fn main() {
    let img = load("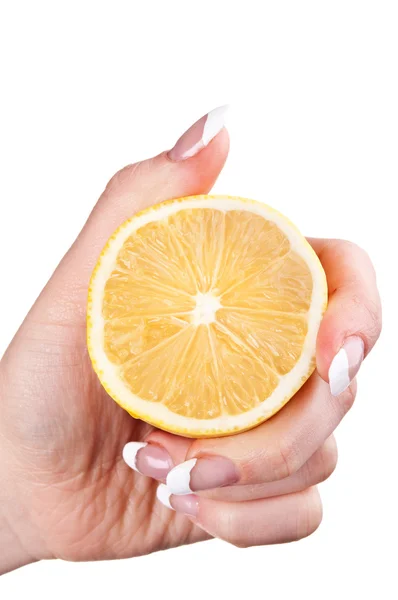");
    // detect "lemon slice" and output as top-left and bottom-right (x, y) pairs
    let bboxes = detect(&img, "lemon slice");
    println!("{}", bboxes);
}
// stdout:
(87, 195), (327, 437)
